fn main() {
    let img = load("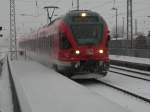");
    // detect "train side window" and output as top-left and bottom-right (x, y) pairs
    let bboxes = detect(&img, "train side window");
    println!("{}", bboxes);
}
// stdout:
(60, 33), (71, 49)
